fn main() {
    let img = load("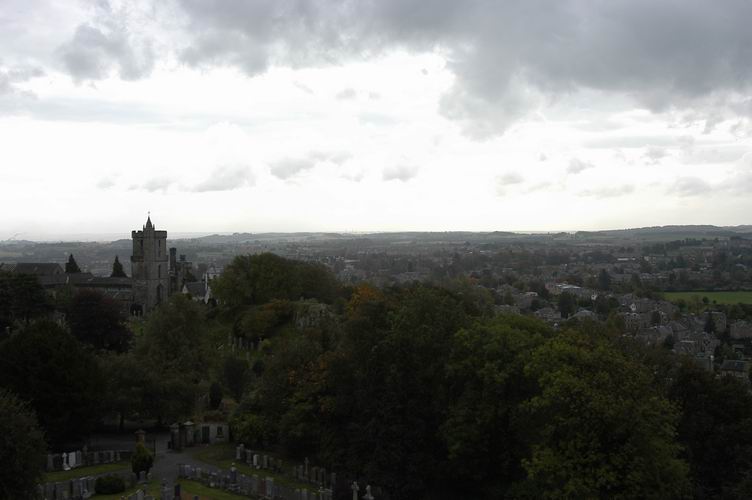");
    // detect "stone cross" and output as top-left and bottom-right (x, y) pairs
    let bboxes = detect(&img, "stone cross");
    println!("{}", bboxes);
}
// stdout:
(62, 452), (70, 471)
(364, 485), (375, 500)
(351, 481), (360, 500)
